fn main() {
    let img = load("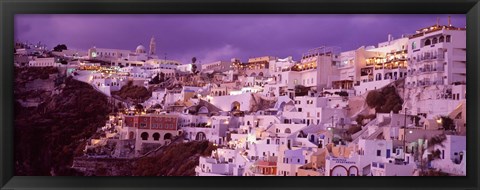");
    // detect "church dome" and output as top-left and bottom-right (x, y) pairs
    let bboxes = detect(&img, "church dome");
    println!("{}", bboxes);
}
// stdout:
(136, 45), (146, 53)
